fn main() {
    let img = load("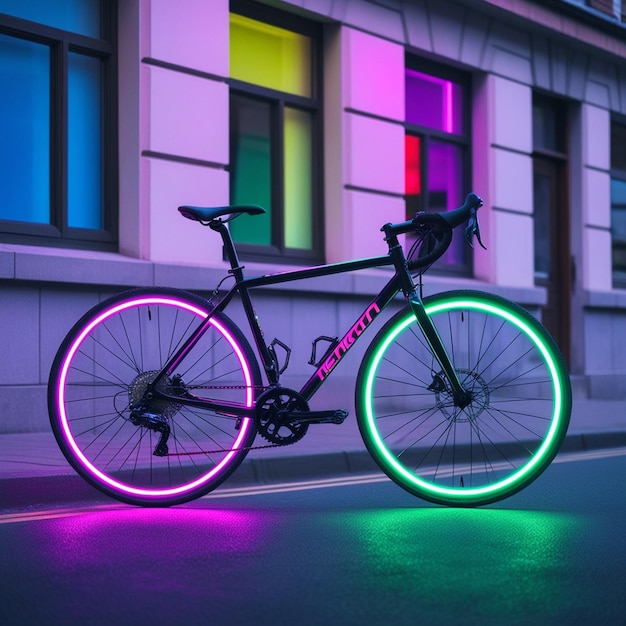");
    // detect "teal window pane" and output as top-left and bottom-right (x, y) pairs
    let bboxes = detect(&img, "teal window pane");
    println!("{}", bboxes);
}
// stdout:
(230, 95), (272, 246)
(0, 0), (101, 38)
(0, 34), (50, 224)
(68, 52), (102, 229)
(612, 178), (626, 274)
